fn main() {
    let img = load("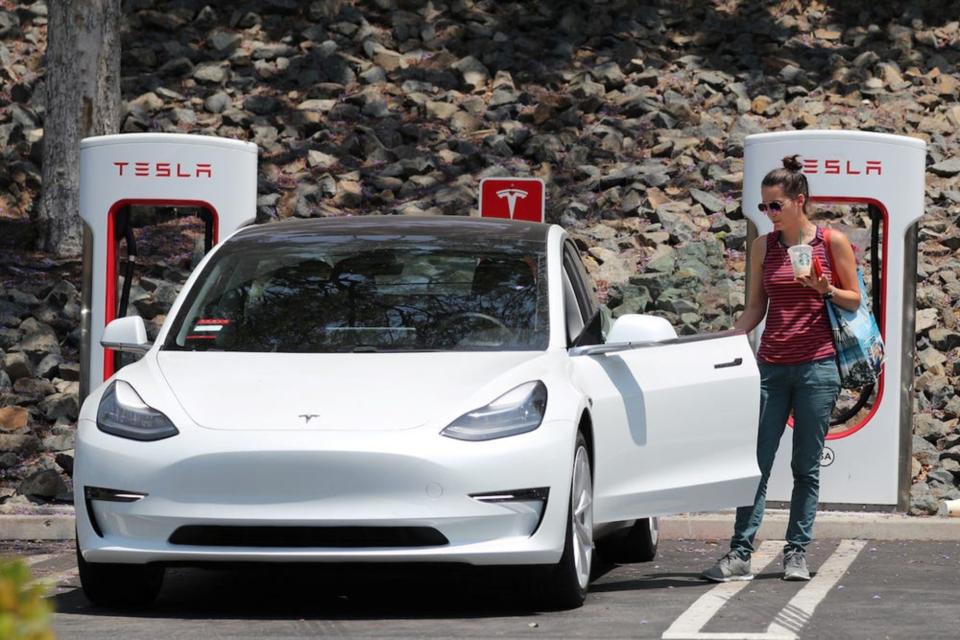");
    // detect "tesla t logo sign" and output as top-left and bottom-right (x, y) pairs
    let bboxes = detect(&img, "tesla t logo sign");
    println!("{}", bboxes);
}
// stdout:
(479, 178), (545, 222)
(802, 159), (882, 176)
(113, 161), (213, 178)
